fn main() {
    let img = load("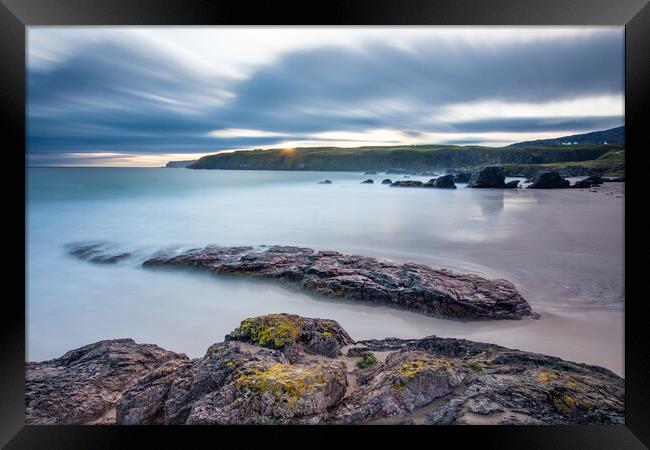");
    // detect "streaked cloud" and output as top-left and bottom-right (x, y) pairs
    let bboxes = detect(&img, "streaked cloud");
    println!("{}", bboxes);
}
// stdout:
(206, 128), (289, 138)
(27, 27), (624, 166)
